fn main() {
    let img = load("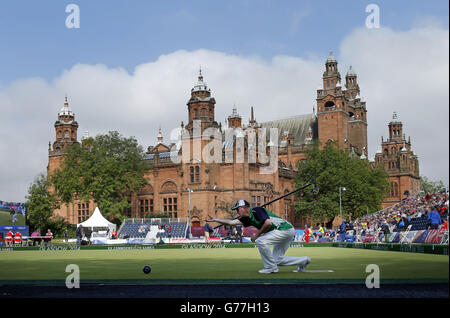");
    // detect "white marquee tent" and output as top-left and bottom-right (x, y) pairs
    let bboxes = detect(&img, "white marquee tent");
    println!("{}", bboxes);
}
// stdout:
(77, 207), (116, 233)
